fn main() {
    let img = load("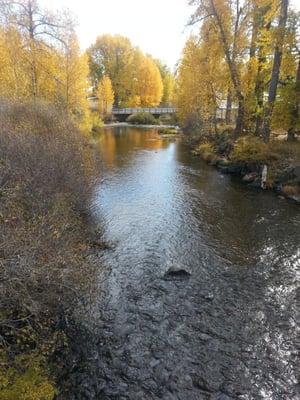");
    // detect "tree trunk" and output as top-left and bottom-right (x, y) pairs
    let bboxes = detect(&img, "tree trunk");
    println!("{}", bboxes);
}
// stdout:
(254, 53), (265, 137)
(262, 0), (289, 143)
(225, 90), (232, 124)
(209, 0), (245, 139)
(287, 56), (300, 141)
(234, 98), (245, 140)
(28, 1), (38, 98)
